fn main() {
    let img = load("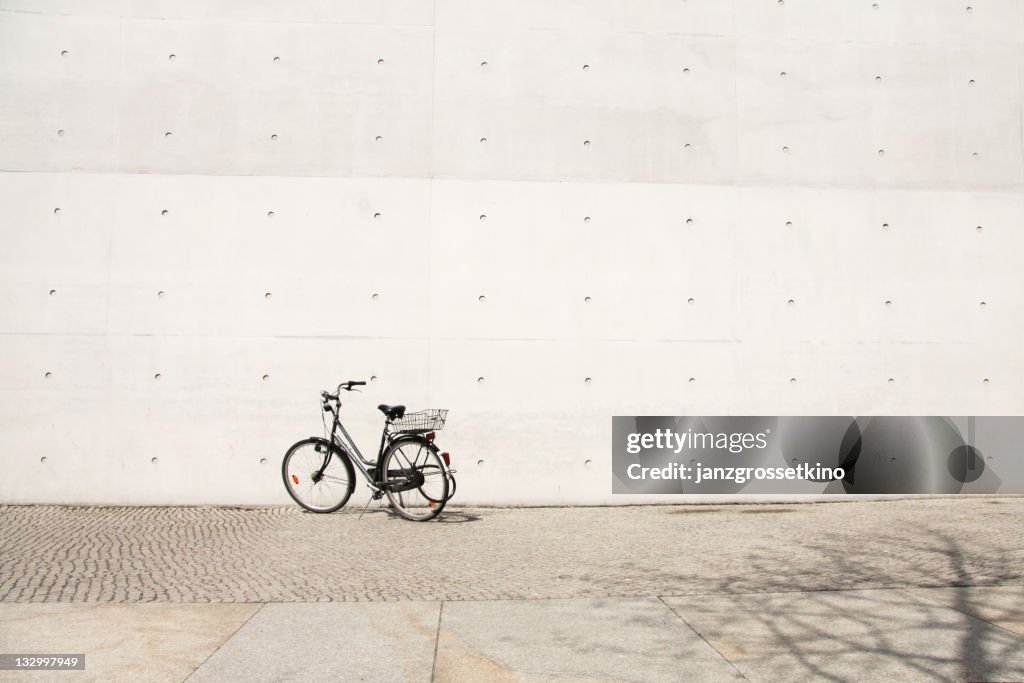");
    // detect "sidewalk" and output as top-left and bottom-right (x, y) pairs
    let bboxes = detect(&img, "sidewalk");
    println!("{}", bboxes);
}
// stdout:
(1, 500), (1023, 681)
